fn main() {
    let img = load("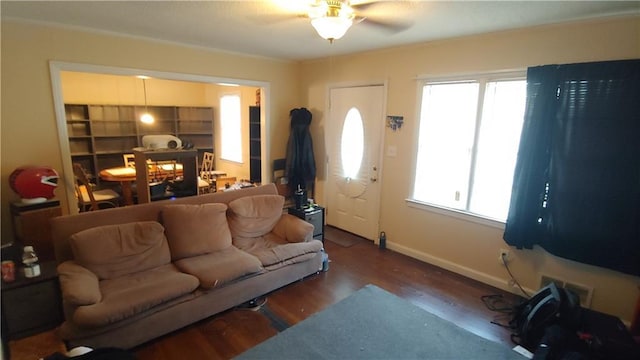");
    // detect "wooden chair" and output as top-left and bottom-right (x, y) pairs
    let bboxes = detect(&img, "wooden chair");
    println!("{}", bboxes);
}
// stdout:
(198, 152), (214, 194)
(198, 152), (227, 194)
(123, 154), (135, 168)
(272, 158), (290, 197)
(73, 163), (121, 212)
